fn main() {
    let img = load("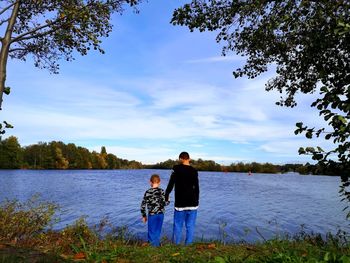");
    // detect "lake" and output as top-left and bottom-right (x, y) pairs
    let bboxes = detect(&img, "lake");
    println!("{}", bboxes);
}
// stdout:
(0, 169), (348, 243)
